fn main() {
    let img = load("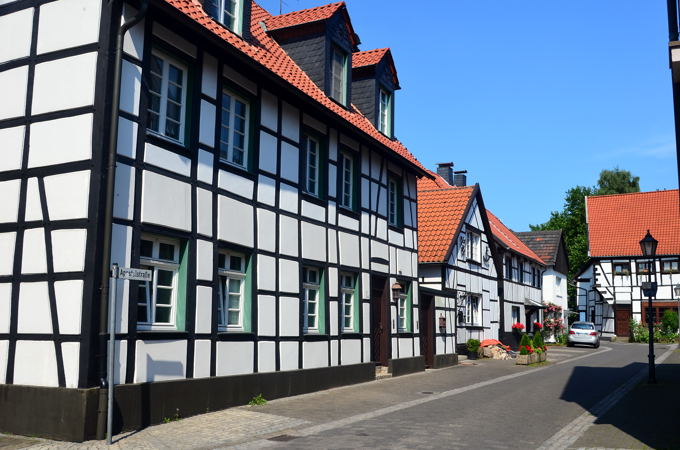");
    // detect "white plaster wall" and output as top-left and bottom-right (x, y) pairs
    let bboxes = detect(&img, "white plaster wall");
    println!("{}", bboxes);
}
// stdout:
(302, 341), (327, 369)
(216, 341), (254, 376)
(32, 52), (97, 115)
(144, 143), (191, 177)
(196, 188), (212, 237)
(111, 224), (132, 333)
(279, 296), (299, 336)
(0, 7), (32, 64)
(259, 131), (277, 175)
(141, 171), (191, 231)
(338, 232), (360, 267)
(0, 179), (21, 223)
(279, 341), (298, 371)
(196, 239), (213, 281)
(279, 183), (298, 214)
(218, 170), (254, 200)
(197, 150), (213, 184)
(199, 100), (216, 147)
(43, 169), (91, 220)
(120, 60), (141, 116)
(29, 114), (93, 168)
(13, 340), (58, 387)
(280, 142), (299, 183)
(0, 125), (25, 172)
(21, 228), (46, 274)
(17, 282), (51, 334)
(0, 340), (8, 384)
(201, 53), (217, 98)
(194, 286), (212, 334)
(54, 279), (83, 335)
(278, 259), (299, 293)
(0, 65), (27, 120)
(340, 339), (361, 365)
(257, 175), (276, 206)
(51, 229), (87, 272)
(193, 340), (211, 379)
(134, 340), (187, 382)
(0, 284), (11, 334)
(281, 102), (299, 142)
(301, 222), (326, 261)
(217, 195), (253, 246)
(260, 90), (278, 131)
(37, 0), (101, 54)
(257, 255), (276, 291)
(257, 295), (276, 336)
(113, 163), (135, 220)
(258, 341), (276, 373)
(279, 215), (298, 257)
(61, 342), (80, 388)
